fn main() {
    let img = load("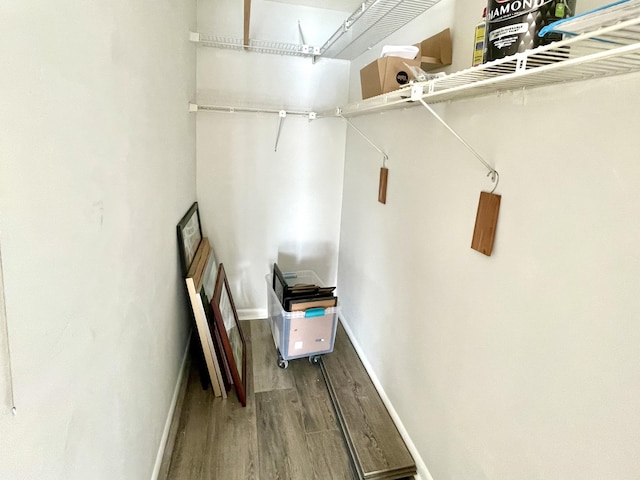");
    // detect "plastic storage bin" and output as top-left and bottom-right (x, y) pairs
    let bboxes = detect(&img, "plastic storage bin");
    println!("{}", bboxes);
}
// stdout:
(266, 270), (339, 368)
